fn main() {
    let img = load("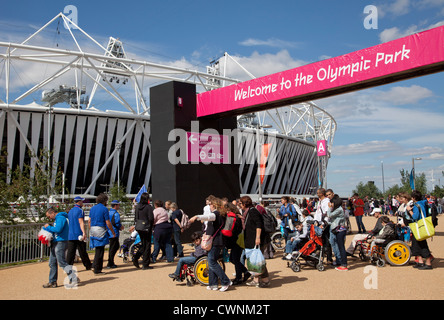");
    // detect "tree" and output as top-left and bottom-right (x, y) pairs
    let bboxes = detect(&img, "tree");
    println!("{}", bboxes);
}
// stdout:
(431, 185), (444, 198)
(352, 181), (382, 199)
(399, 168), (427, 195)
(108, 181), (132, 217)
(0, 148), (67, 224)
